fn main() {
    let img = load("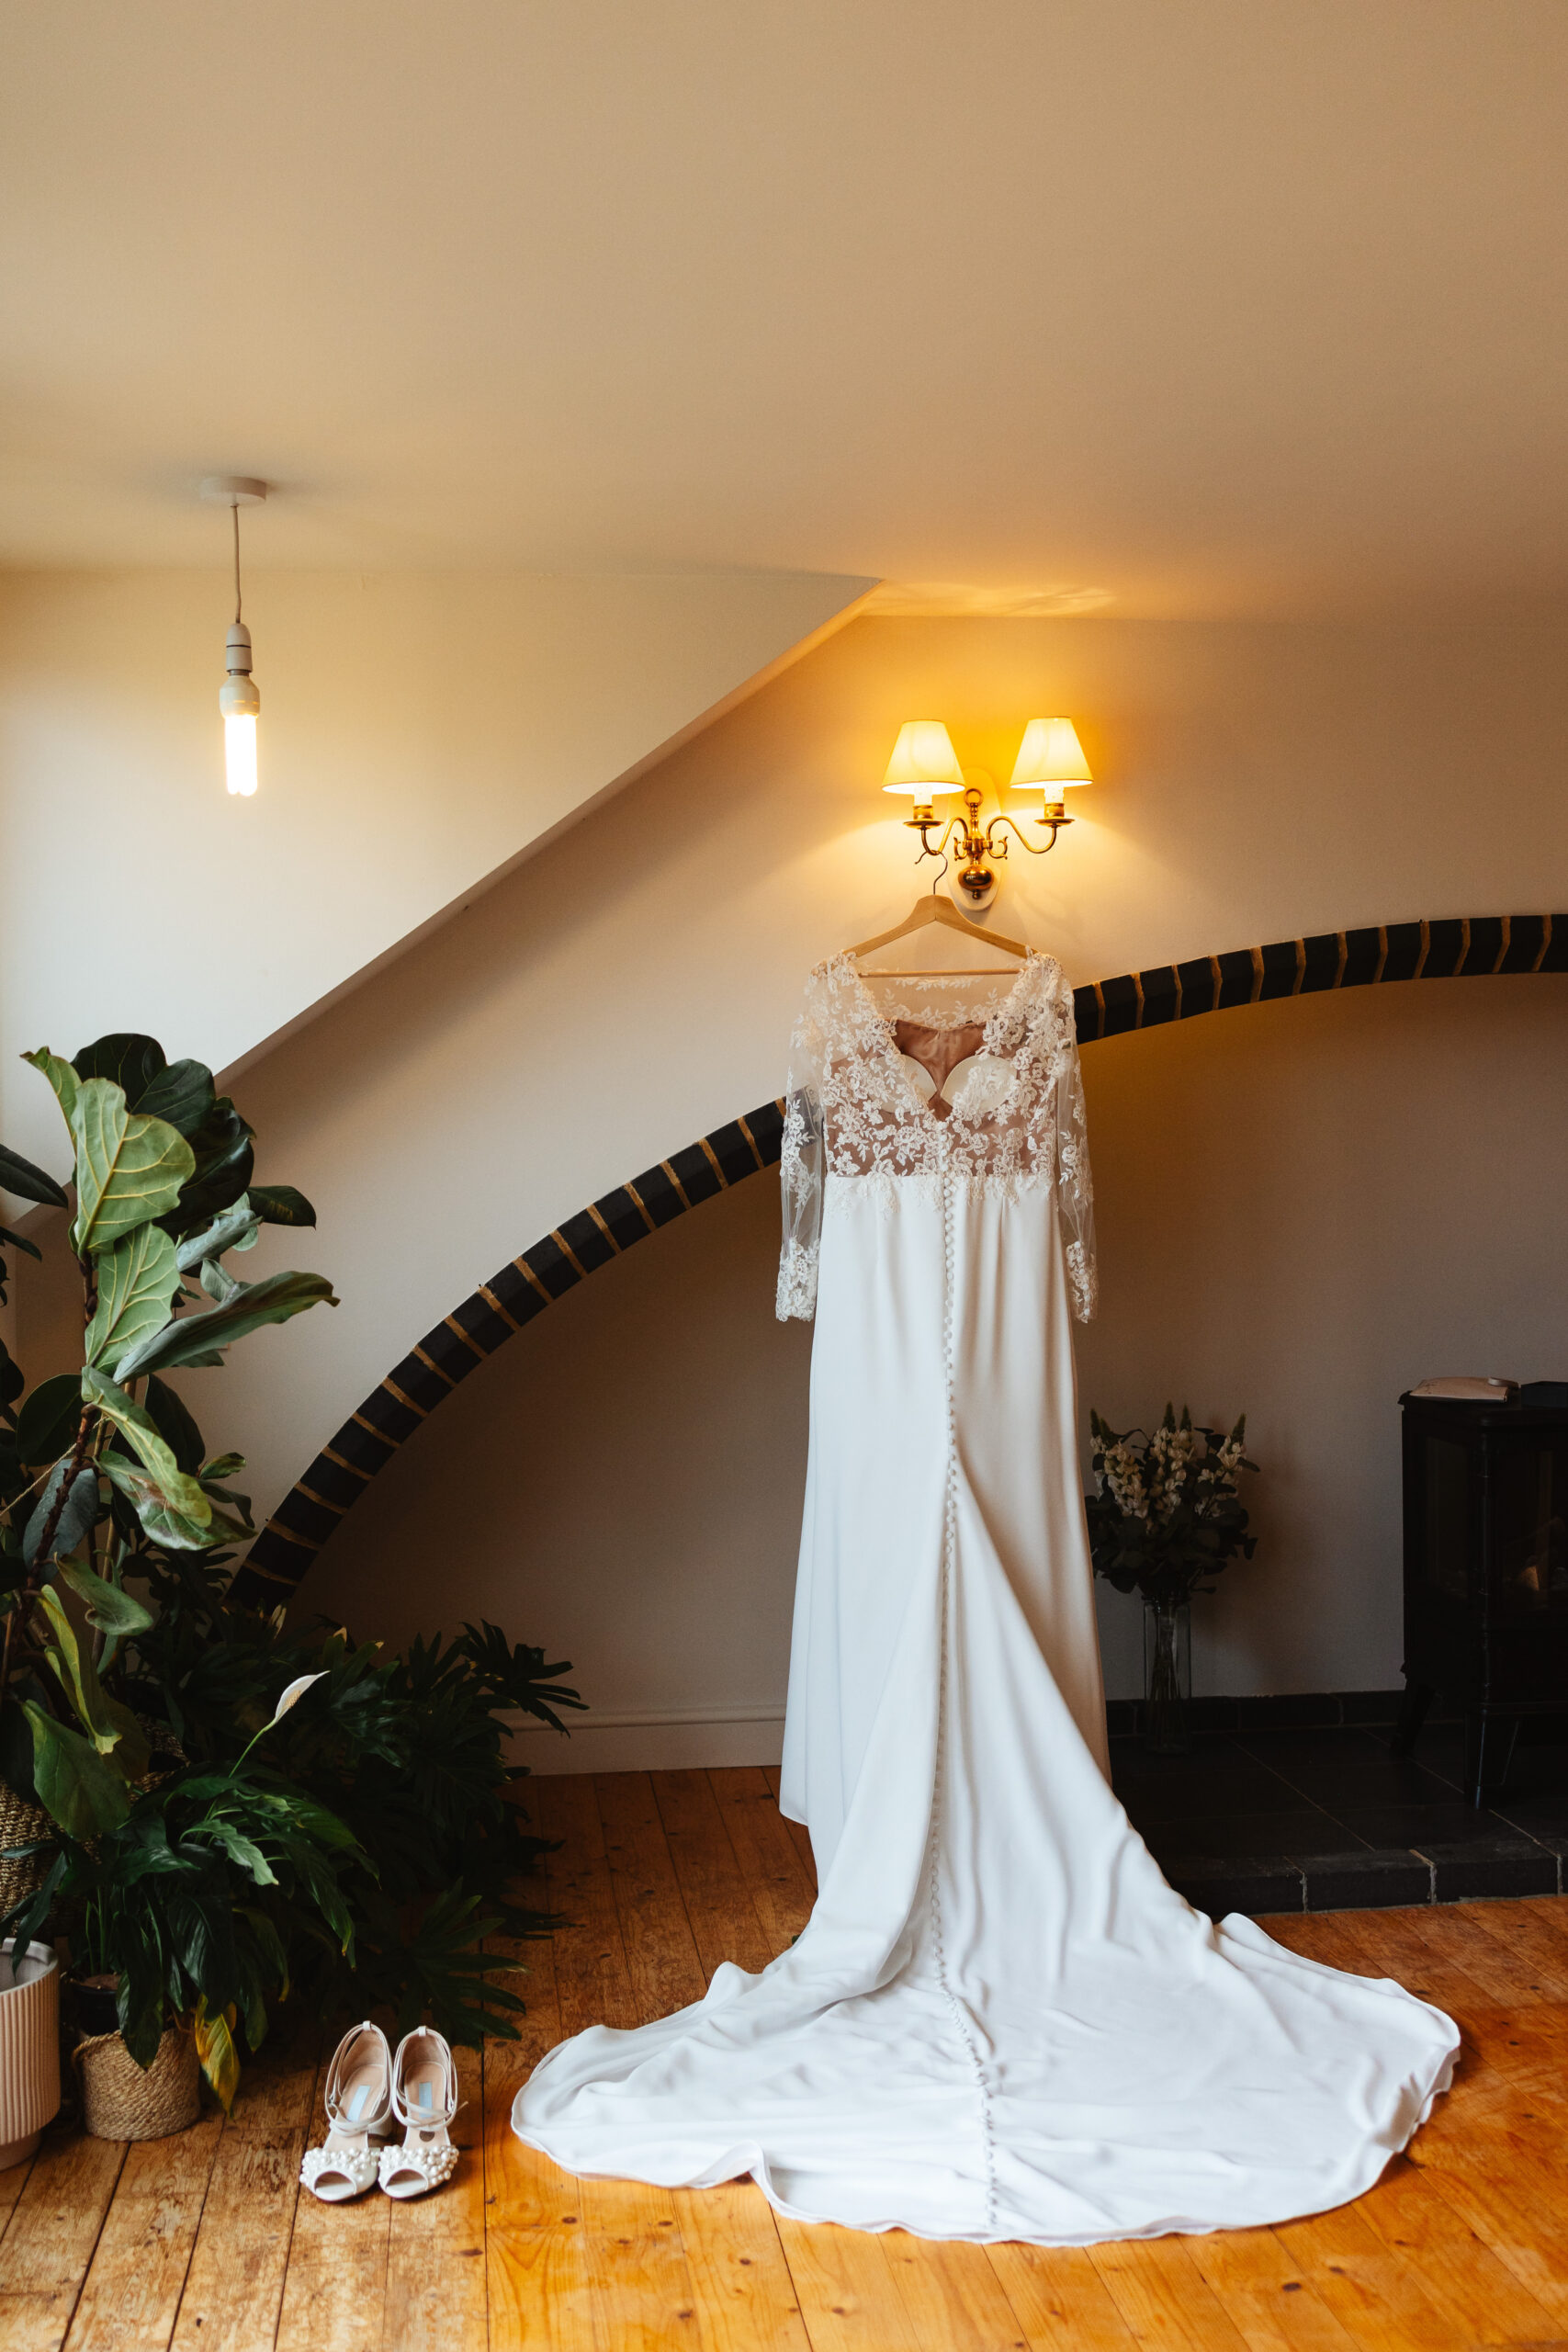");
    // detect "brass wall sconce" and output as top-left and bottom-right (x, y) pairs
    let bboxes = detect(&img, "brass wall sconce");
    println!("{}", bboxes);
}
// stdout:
(882, 718), (1093, 905)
